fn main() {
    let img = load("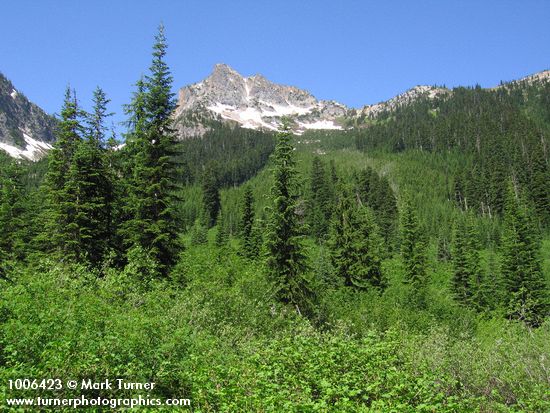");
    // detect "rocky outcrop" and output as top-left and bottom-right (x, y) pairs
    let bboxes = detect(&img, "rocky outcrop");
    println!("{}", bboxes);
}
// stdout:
(357, 85), (450, 119)
(0, 73), (56, 160)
